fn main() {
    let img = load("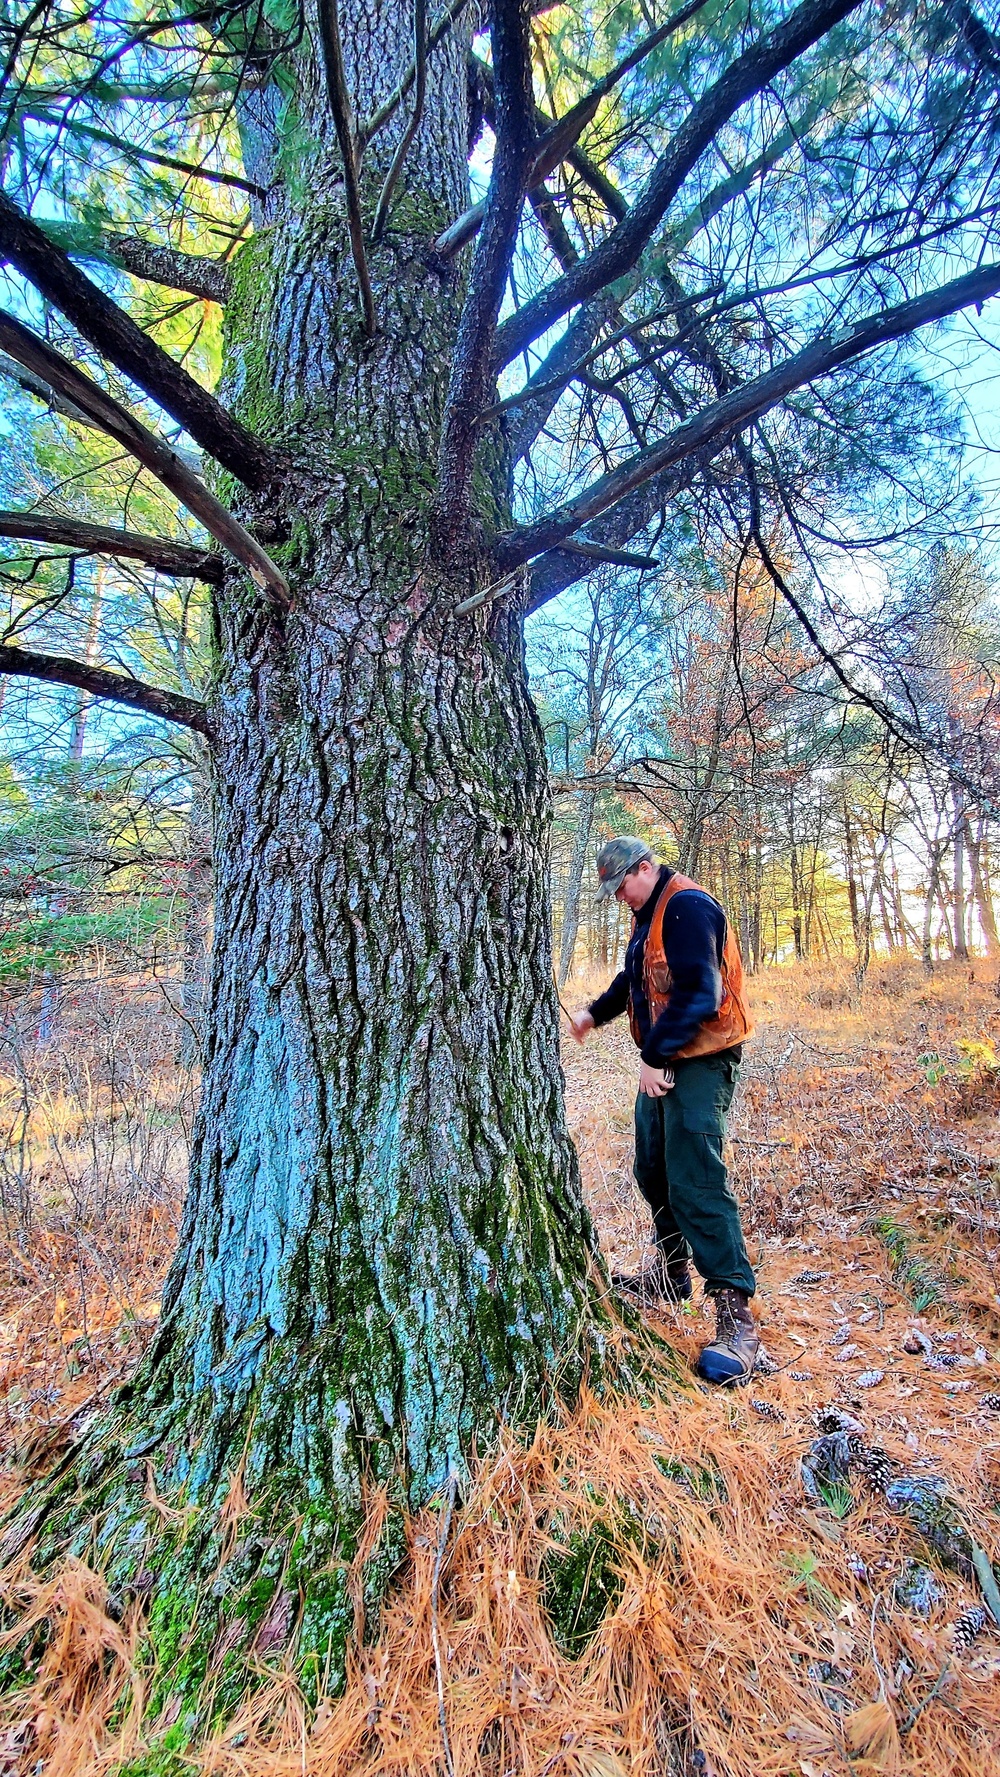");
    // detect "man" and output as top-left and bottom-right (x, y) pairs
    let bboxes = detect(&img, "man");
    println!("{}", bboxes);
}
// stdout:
(570, 837), (759, 1384)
